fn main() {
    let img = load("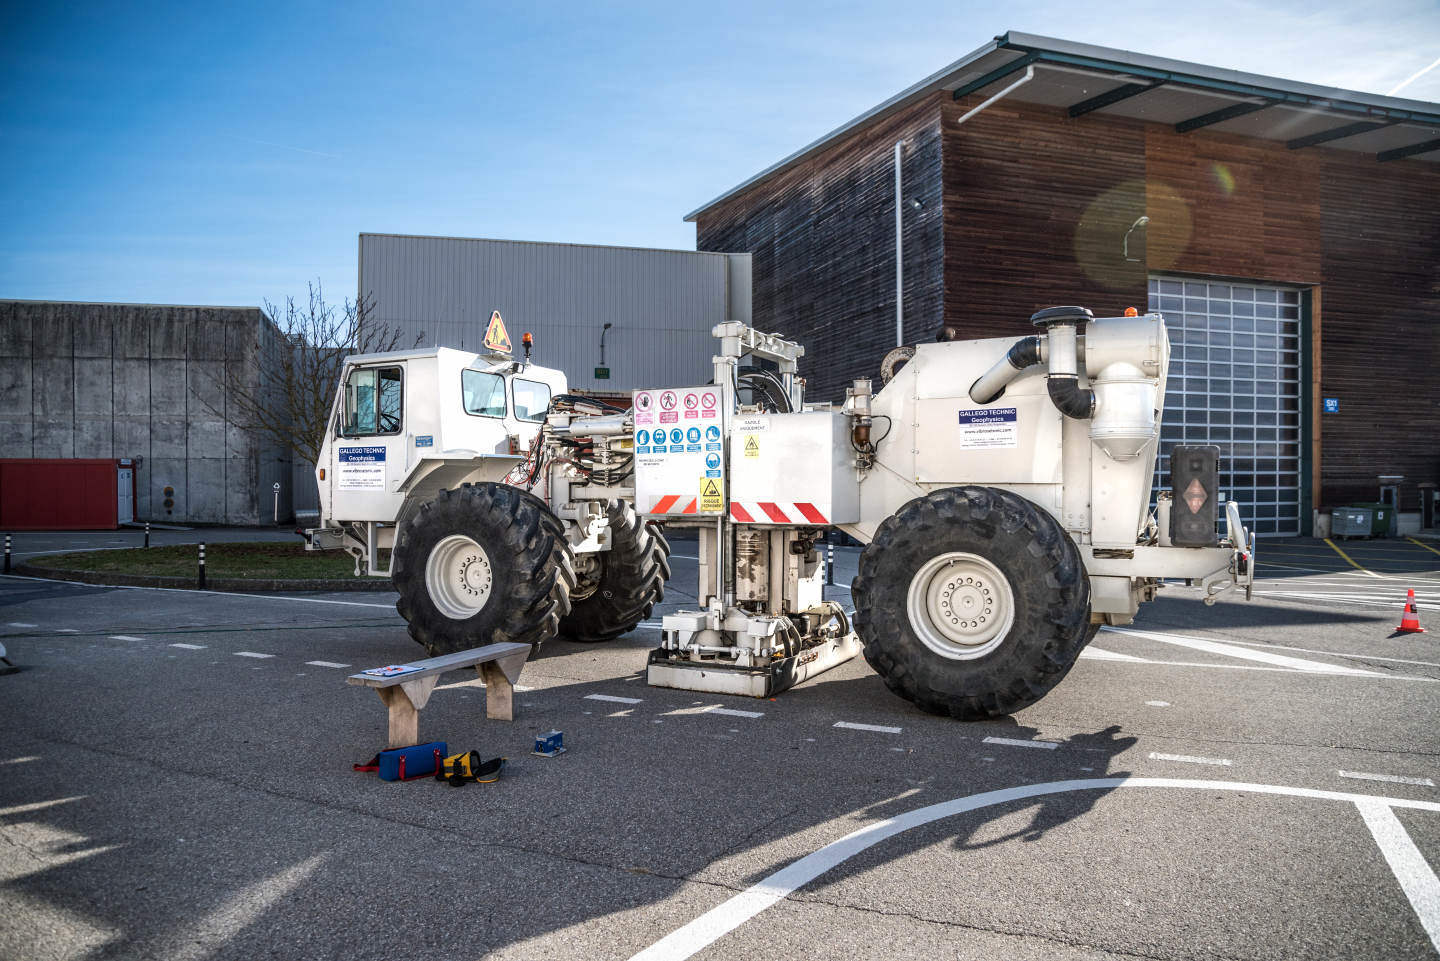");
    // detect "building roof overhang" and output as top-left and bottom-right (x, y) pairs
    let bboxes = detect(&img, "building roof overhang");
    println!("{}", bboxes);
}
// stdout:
(684, 30), (1440, 222)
